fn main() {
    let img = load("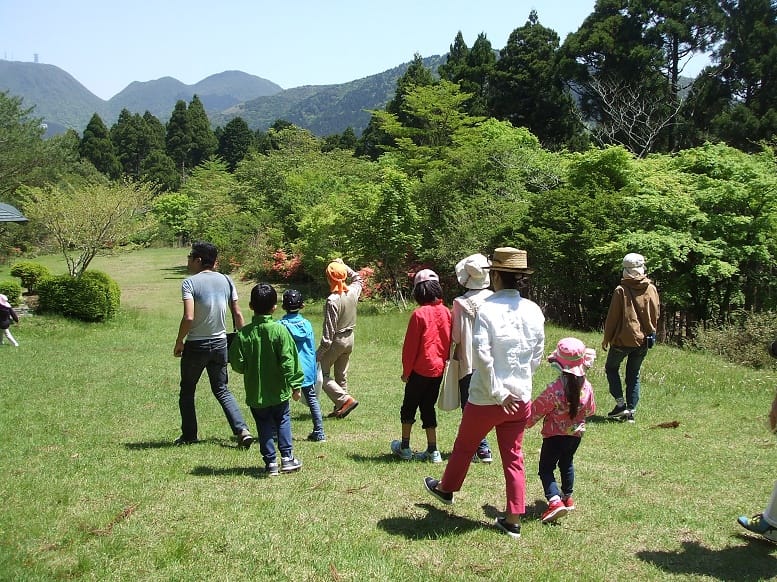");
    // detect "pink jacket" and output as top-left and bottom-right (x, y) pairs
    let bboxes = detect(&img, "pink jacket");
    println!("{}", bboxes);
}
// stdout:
(528, 377), (596, 438)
